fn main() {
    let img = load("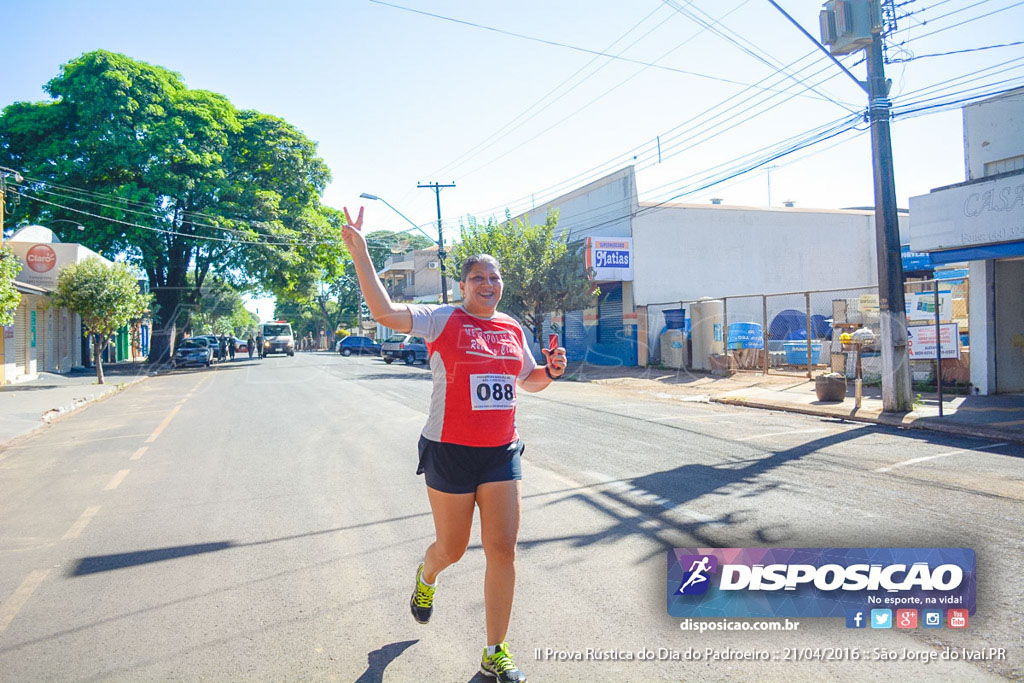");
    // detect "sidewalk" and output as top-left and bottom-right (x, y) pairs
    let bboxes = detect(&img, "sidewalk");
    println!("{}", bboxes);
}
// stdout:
(0, 363), (153, 447)
(565, 362), (1024, 445)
